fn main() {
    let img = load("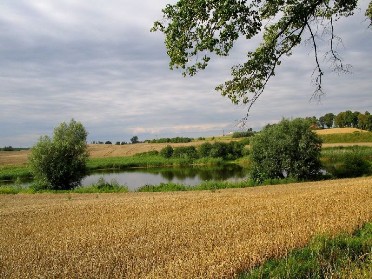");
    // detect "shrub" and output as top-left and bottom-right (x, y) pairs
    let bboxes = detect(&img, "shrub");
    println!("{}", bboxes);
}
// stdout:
(173, 146), (198, 159)
(250, 118), (322, 183)
(231, 130), (255, 138)
(160, 145), (174, 158)
(29, 119), (89, 190)
(332, 153), (371, 178)
(198, 142), (213, 157)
